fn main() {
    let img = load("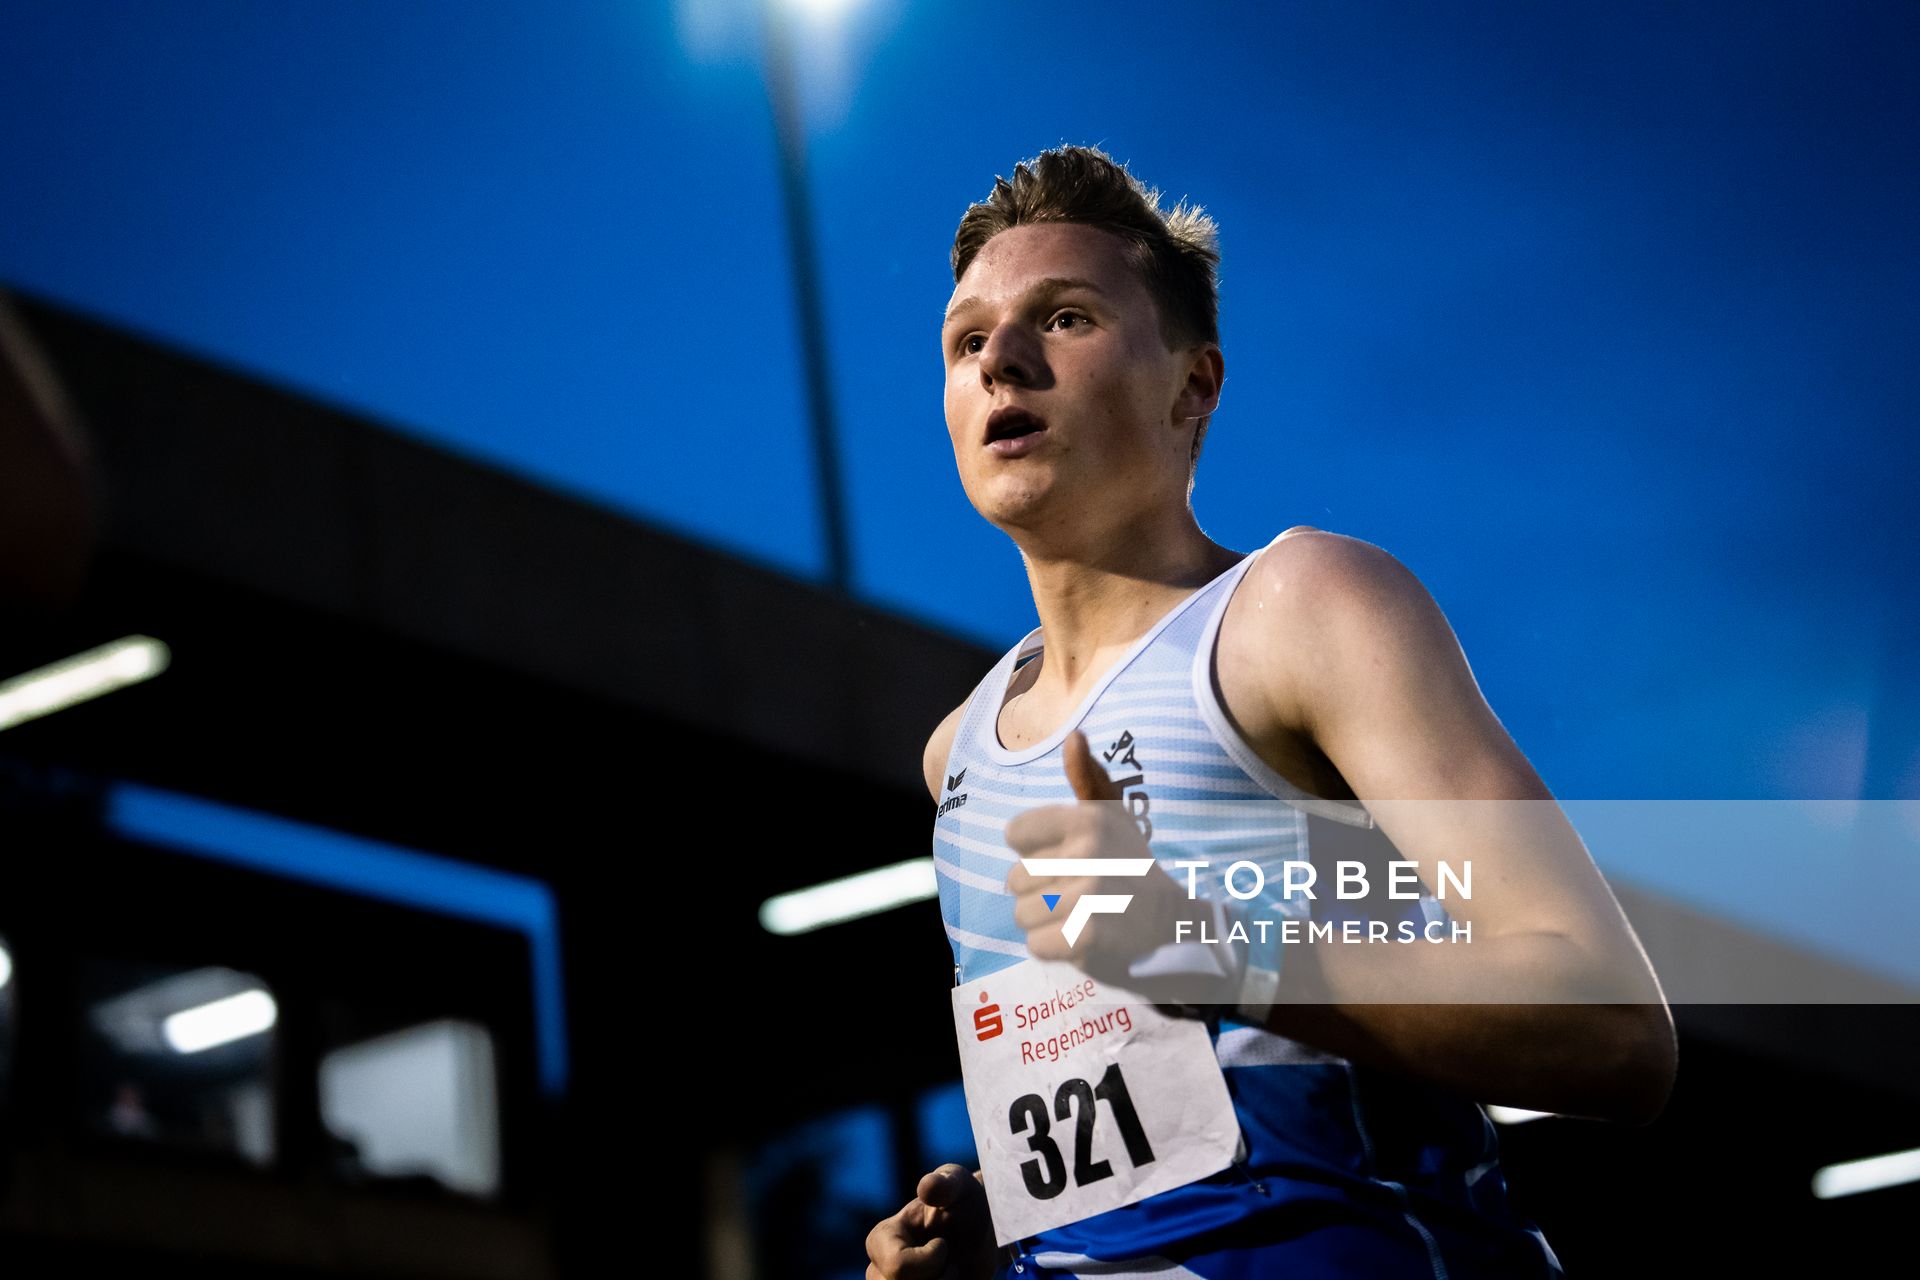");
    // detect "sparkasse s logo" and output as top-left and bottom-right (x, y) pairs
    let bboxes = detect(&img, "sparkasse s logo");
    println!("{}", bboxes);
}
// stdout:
(973, 992), (1003, 1041)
